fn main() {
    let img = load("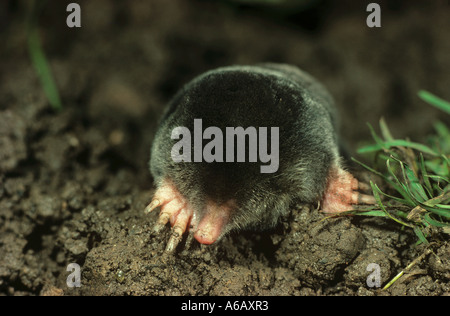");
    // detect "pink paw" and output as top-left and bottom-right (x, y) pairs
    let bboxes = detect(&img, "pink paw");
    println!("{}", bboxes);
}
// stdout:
(145, 179), (234, 252)
(322, 167), (376, 214)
